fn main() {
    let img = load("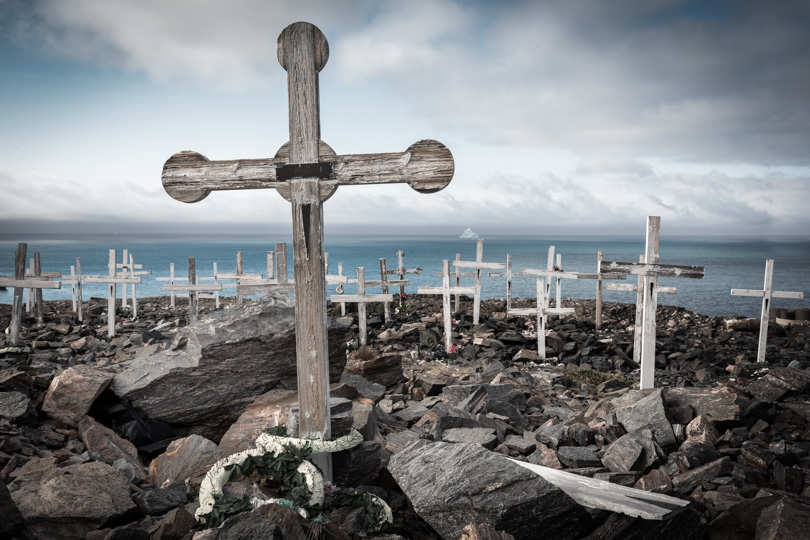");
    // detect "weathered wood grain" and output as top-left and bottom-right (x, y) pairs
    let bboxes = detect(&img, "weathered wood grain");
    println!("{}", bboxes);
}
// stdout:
(599, 261), (705, 279)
